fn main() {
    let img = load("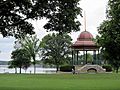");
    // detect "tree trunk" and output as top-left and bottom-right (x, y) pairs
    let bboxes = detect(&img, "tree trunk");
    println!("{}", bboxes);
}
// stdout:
(15, 68), (17, 74)
(19, 67), (22, 74)
(34, 62), (36, 74)
(116, 67), (119, 73)
(33, 56), (36, 74)
(56, 64), (59, 73)
(55, 59), (59, 73)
